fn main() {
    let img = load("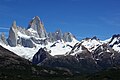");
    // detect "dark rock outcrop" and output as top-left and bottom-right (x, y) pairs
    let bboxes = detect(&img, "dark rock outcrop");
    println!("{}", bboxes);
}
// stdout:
(0, 45), (72, 79)
(0, 45), (31, 68)
(32, 48), (51, 64)
(32, 39), (120, 74)
(40, 55), (99, 74)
